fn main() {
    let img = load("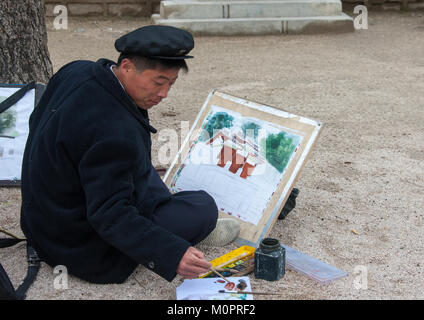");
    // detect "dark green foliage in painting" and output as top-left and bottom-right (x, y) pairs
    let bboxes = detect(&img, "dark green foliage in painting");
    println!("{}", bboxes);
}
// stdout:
(203, 112), (234, 141)
(263, 132), (296, 173)
(0, 108), (17, 135)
